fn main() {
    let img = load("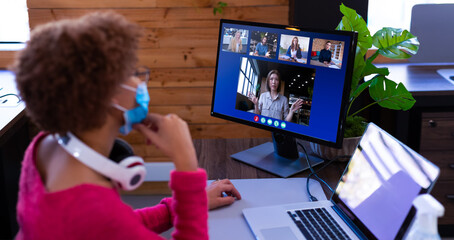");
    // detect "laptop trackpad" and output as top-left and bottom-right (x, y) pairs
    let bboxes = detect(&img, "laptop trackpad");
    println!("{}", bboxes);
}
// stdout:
(261, 226), (298, 240)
